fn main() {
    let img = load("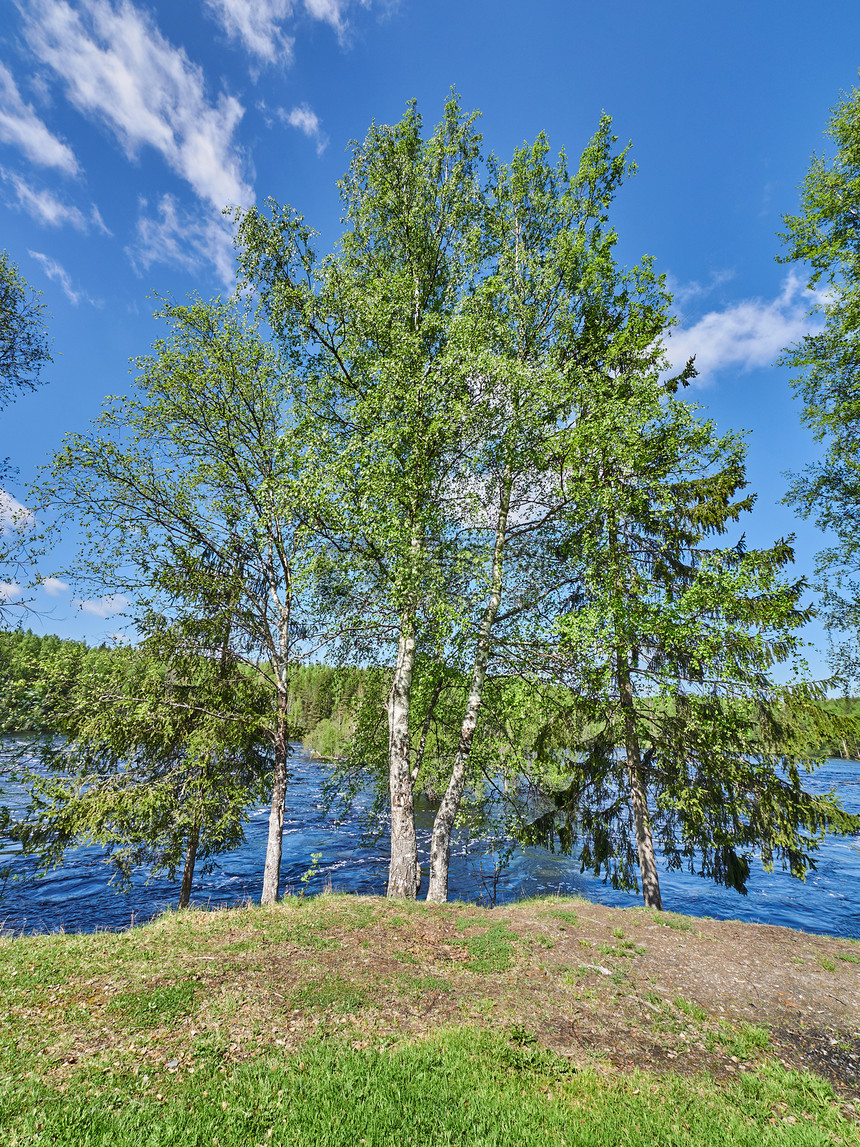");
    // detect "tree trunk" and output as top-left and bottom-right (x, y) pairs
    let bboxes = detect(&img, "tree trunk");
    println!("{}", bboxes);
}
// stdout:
(261, 715), (289, 905)
(387, 619), (418, 898)
(427, 469), (511, 903)
(618, 657), (663, 910)
(178, 822), (199, 909)
(262, 604), (292, 906)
